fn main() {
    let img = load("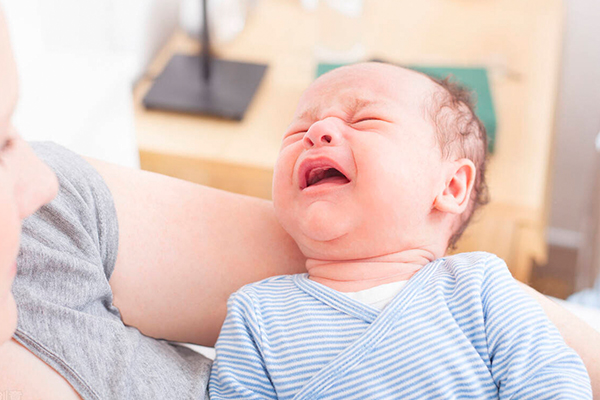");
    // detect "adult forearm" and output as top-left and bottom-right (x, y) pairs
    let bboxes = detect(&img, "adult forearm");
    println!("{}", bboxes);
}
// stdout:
(518, 282), (600, 399)
(88, 158), (306, 346)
